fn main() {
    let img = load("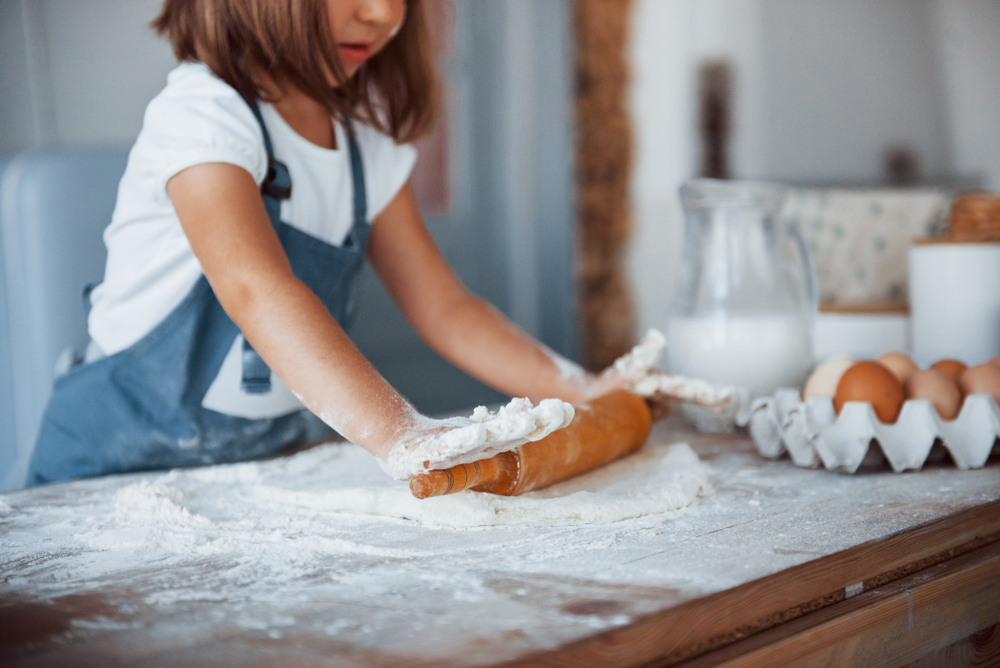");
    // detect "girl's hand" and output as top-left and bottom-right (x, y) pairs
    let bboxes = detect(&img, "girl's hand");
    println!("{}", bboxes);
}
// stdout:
(379, 397), (575, 480)
(550, 329), (667, 402)
(603, 329), (737, 415)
